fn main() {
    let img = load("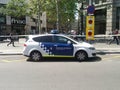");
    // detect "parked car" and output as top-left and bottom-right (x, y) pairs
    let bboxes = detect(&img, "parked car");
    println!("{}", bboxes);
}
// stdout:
(23, 34), (96, 61)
